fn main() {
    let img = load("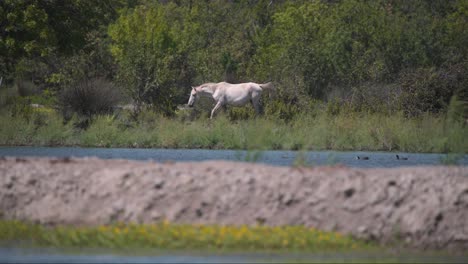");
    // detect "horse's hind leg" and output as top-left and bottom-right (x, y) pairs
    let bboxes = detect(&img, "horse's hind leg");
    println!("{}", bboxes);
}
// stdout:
(252, 101), (261, 116)
(251, 93), (262, 116)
